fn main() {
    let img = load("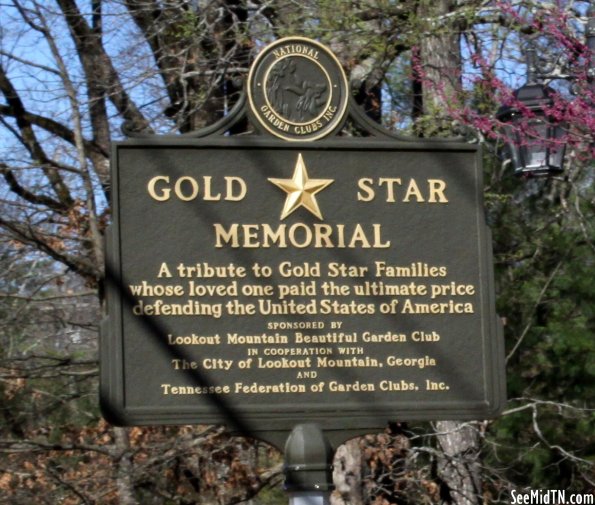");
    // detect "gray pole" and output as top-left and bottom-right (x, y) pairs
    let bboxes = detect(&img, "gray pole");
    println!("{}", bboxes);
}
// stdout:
(284, 424), (335, 505)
